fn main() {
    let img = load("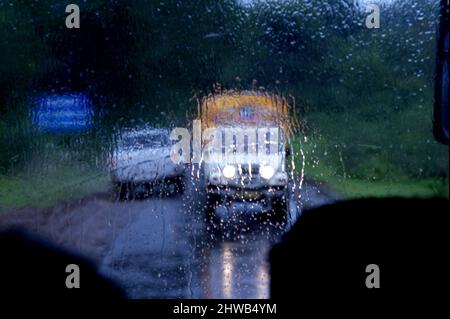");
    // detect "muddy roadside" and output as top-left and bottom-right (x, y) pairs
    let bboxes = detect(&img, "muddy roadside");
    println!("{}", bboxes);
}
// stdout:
(0, 192), (139, 264)
(0, 177), (338, 265)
